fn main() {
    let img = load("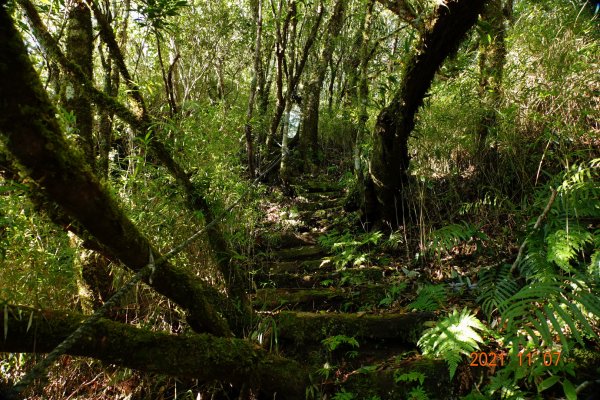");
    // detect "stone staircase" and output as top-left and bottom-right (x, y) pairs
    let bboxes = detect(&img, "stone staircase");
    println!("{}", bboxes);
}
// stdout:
(248, 178), (450, 399)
